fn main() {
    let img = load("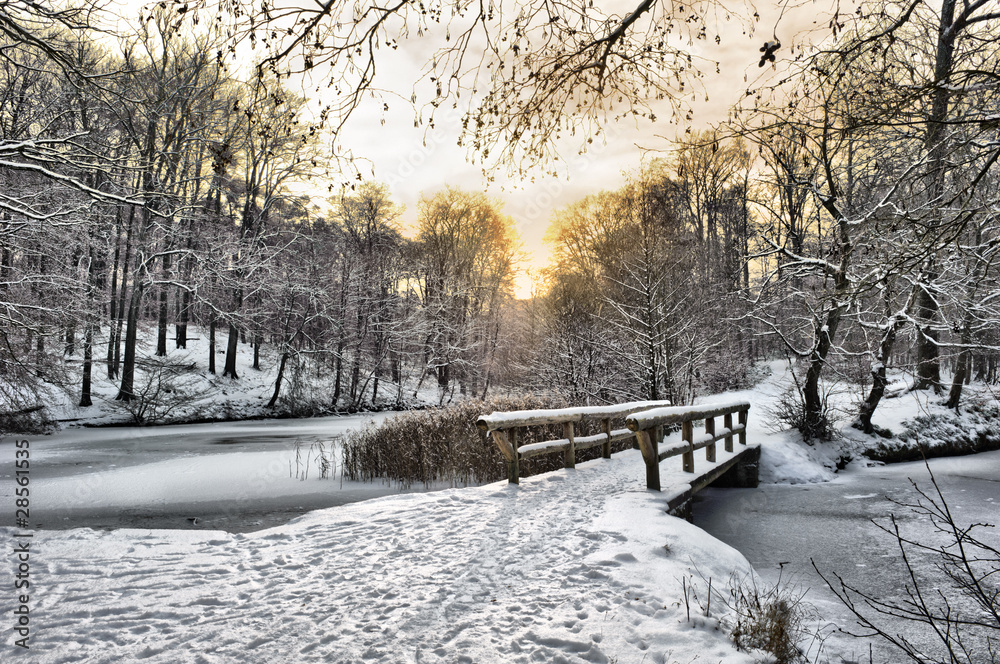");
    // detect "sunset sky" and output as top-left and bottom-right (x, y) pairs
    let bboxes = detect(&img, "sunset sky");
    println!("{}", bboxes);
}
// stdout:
(322, 0), (825, 297)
